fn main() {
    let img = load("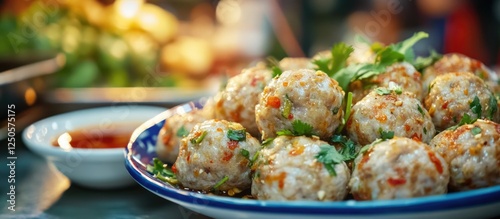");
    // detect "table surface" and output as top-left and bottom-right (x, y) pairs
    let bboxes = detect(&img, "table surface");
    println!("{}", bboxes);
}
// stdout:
(0, 103), (213, 219)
